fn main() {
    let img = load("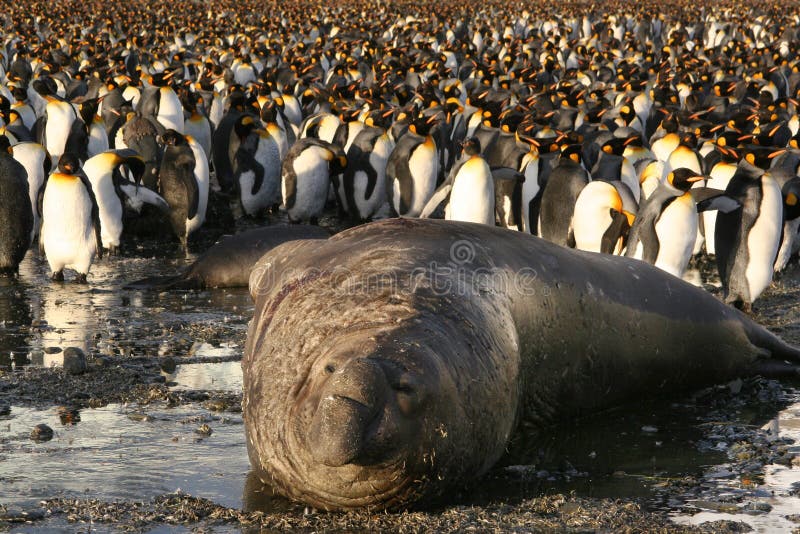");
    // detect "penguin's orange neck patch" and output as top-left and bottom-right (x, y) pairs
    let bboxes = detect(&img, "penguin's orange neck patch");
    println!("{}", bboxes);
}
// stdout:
(51, 173), (78, 182)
